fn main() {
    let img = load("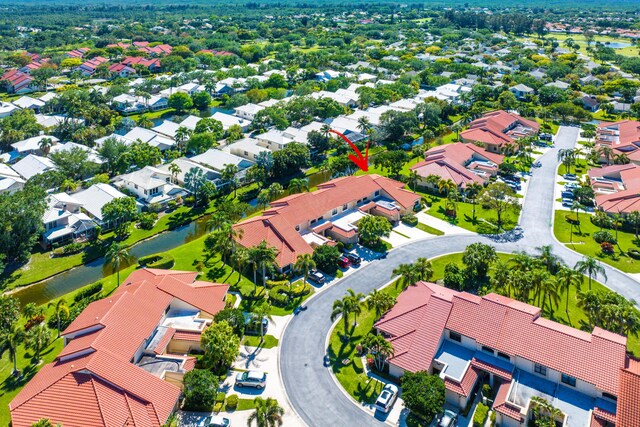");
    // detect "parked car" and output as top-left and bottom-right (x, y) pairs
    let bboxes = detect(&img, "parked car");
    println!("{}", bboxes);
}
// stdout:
(375, 383), (399, 413)
(540, 133), (553, 141)
(564, 182), (579, 190)
(198, 415), (230, 427)
(235, 370), (267, 389)
(563, 173), (577, 180)
(437, 409), (458, 427)
(561, 191), (575, 199)
(562, 198), (574, 207)
(338, 255), (351, 268)
(533, 161), (542, 168)
(345, 252), (361, 266)
(308, 269), (325, 284)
